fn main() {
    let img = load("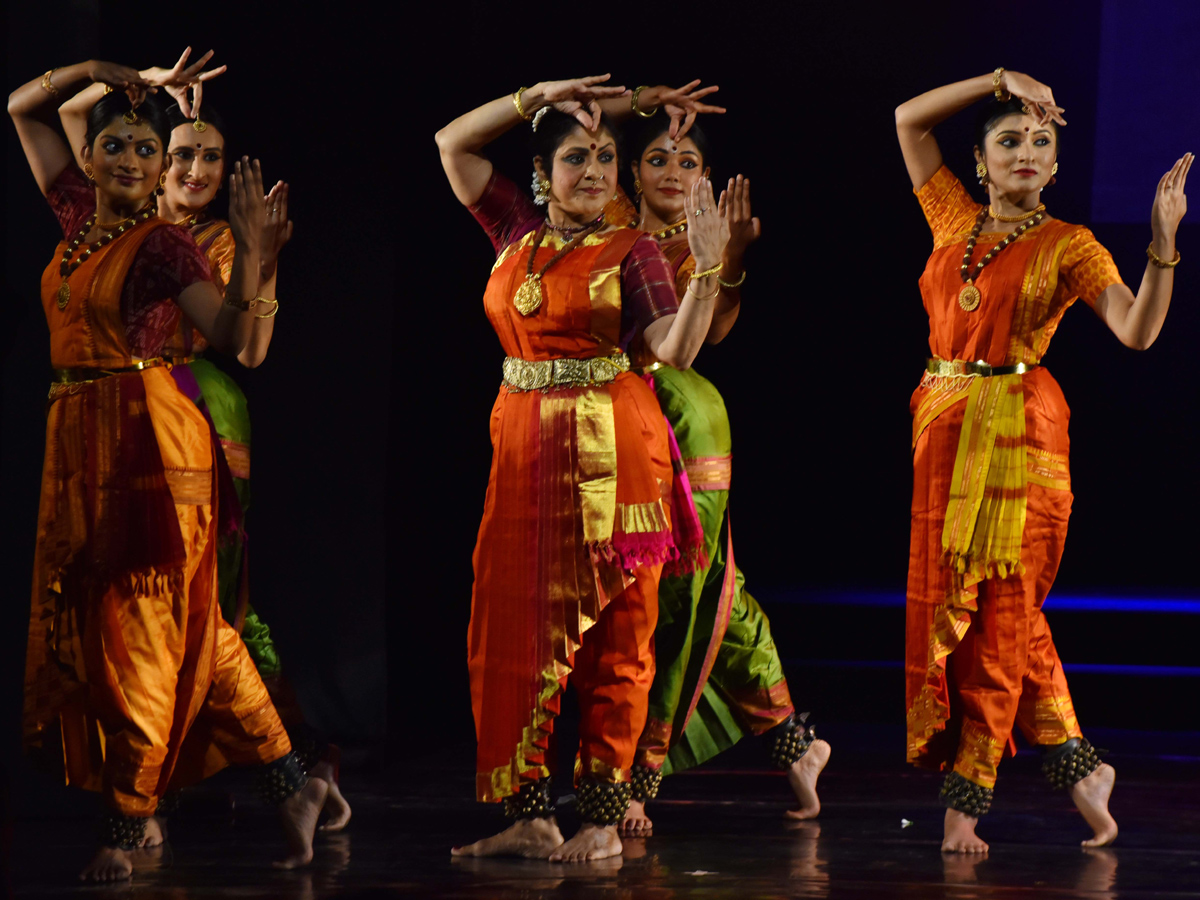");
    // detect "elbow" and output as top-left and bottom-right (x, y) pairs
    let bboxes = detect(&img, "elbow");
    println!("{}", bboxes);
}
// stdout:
(1124, 333), (1156, 352)
(434, 126), (455, 155)
(238, 349), (266, 369)
(894, 103), (912, 129)
(657, 349), (696, 371)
